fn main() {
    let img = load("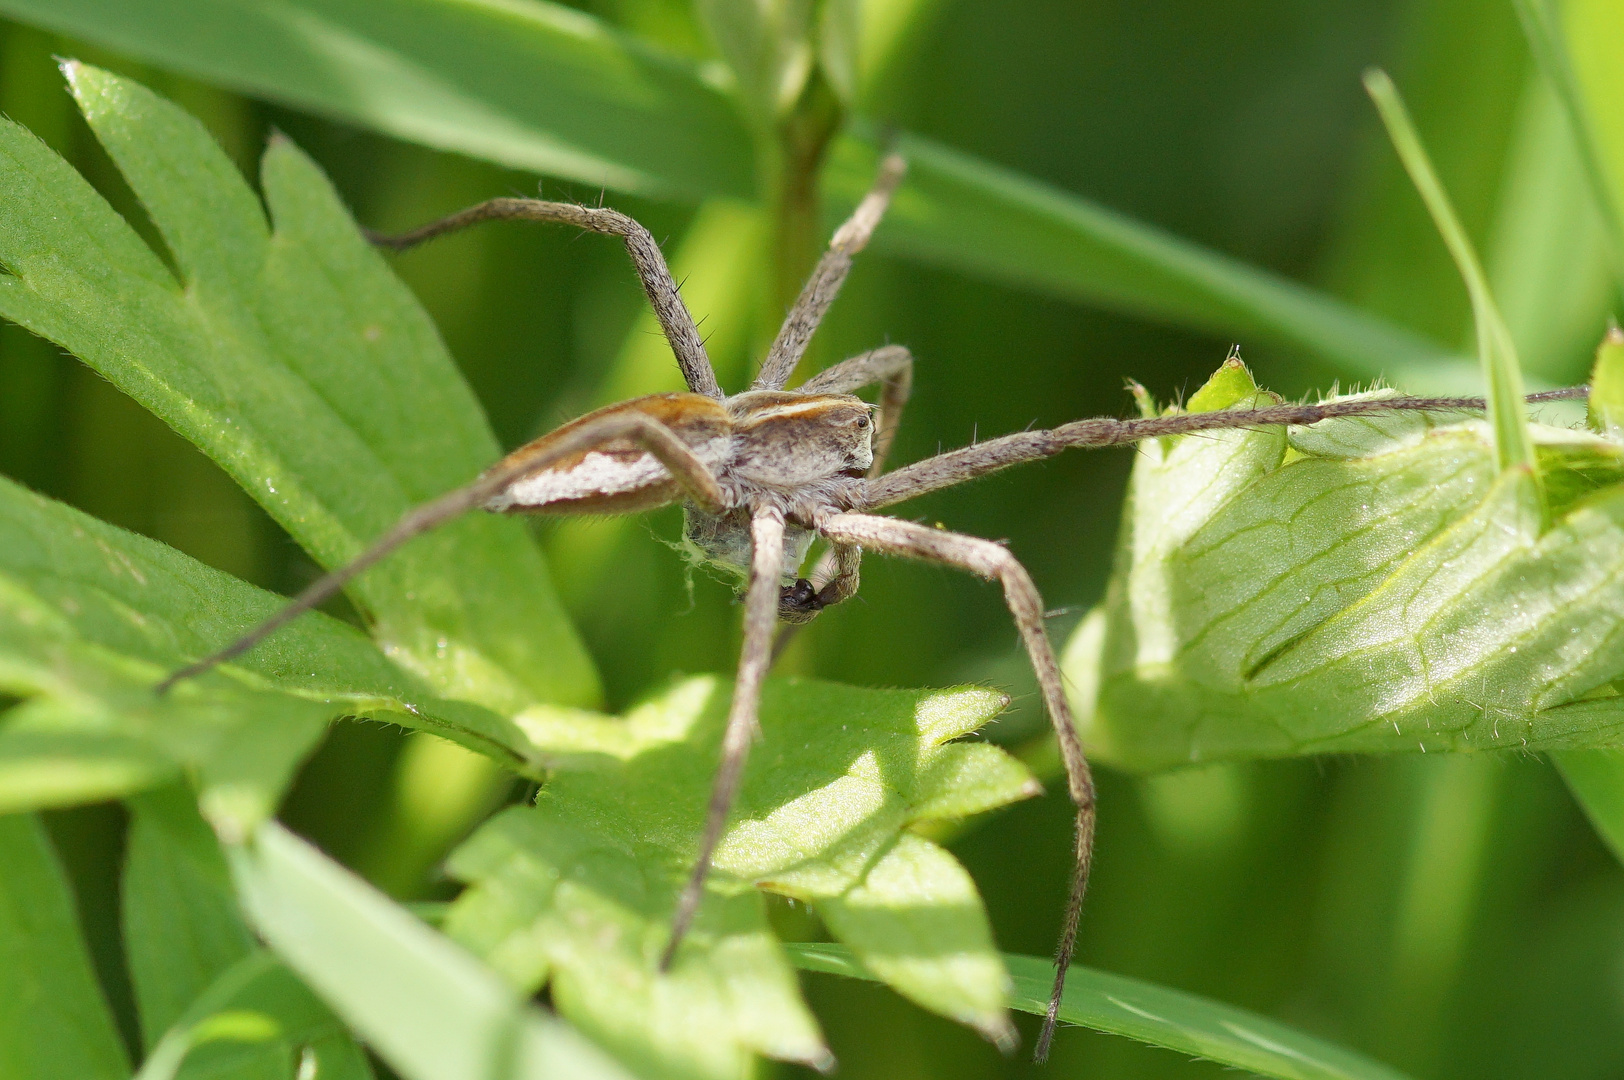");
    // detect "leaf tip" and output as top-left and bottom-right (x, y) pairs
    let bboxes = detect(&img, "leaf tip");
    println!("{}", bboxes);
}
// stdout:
(1361, 66), (1394, 97)
(981, 1013), (1018, 1055)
